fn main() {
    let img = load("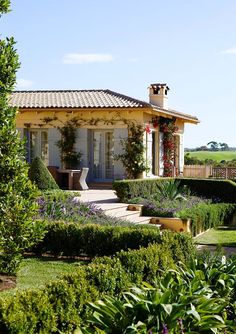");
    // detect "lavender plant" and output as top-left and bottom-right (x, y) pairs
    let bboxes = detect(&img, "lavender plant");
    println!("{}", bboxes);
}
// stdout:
(36, 191), (133, 226)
